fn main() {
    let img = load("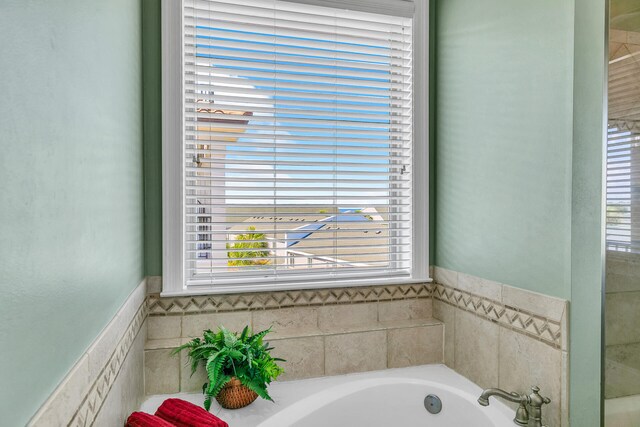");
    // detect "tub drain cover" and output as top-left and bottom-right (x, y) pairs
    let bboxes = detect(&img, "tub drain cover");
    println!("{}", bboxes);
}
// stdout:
(424, 394), (442, 414)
